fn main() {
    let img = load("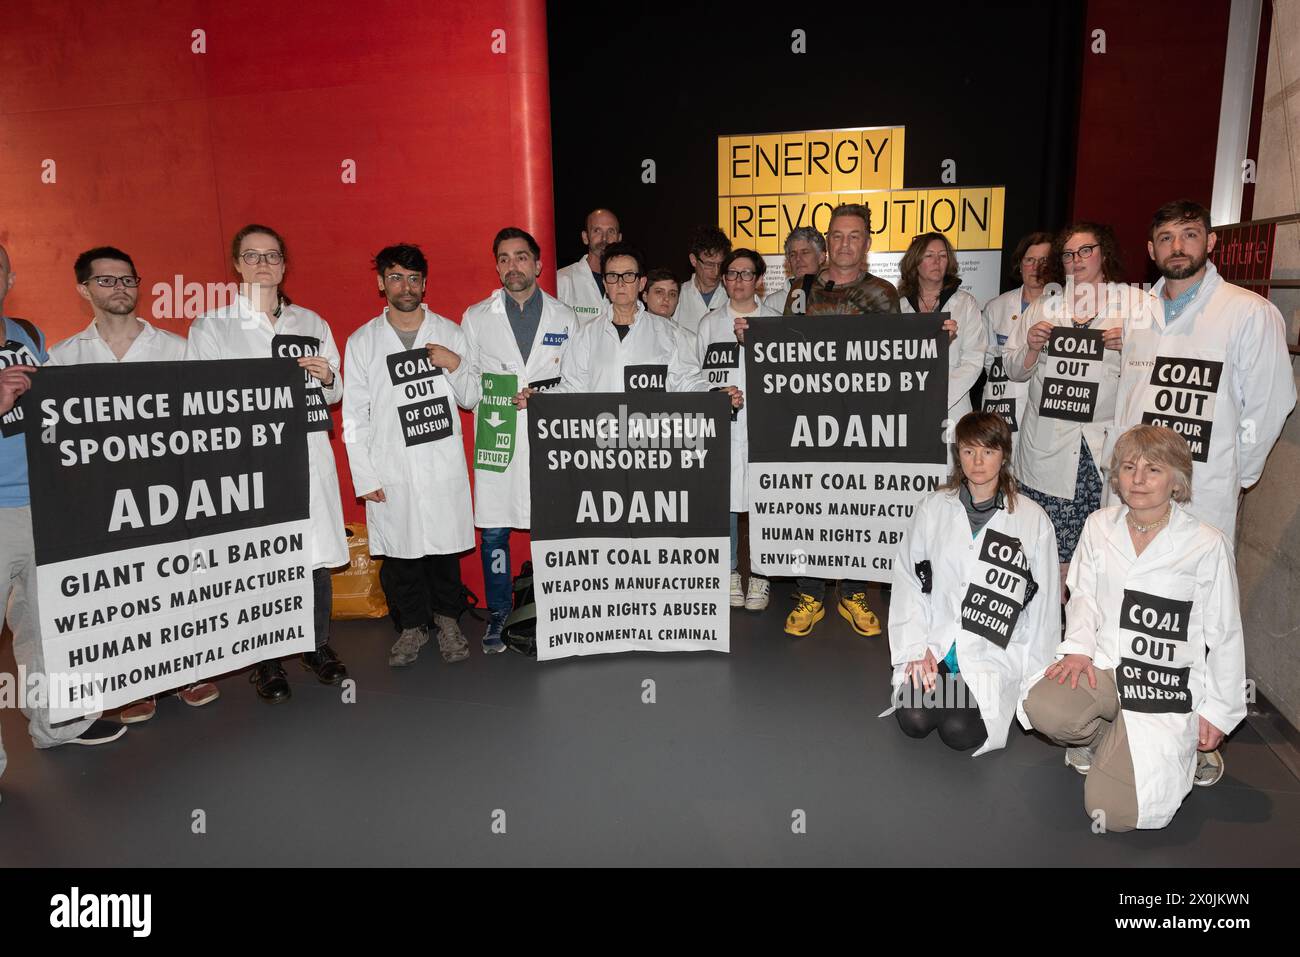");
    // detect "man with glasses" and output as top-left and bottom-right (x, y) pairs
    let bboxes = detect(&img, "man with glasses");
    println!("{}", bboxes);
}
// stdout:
(782, 204), (899, 639)
(764, 227), (827, 314)
(48, 247), (218, 724)
(672, 225), (732, 336)
(556, 208), (620, 322)
(1109, 199), (1296, 544)
(342, 244), (476, 667)
(0, 244), (125, 799)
